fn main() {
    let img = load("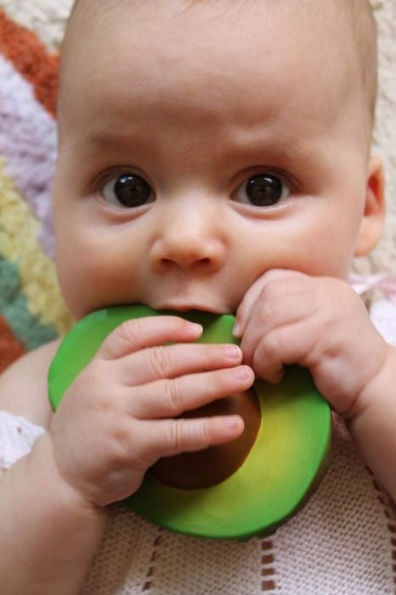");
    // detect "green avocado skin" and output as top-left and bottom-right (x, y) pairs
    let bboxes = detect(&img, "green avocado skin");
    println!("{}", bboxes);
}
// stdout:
(48, 305), (332, 540)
